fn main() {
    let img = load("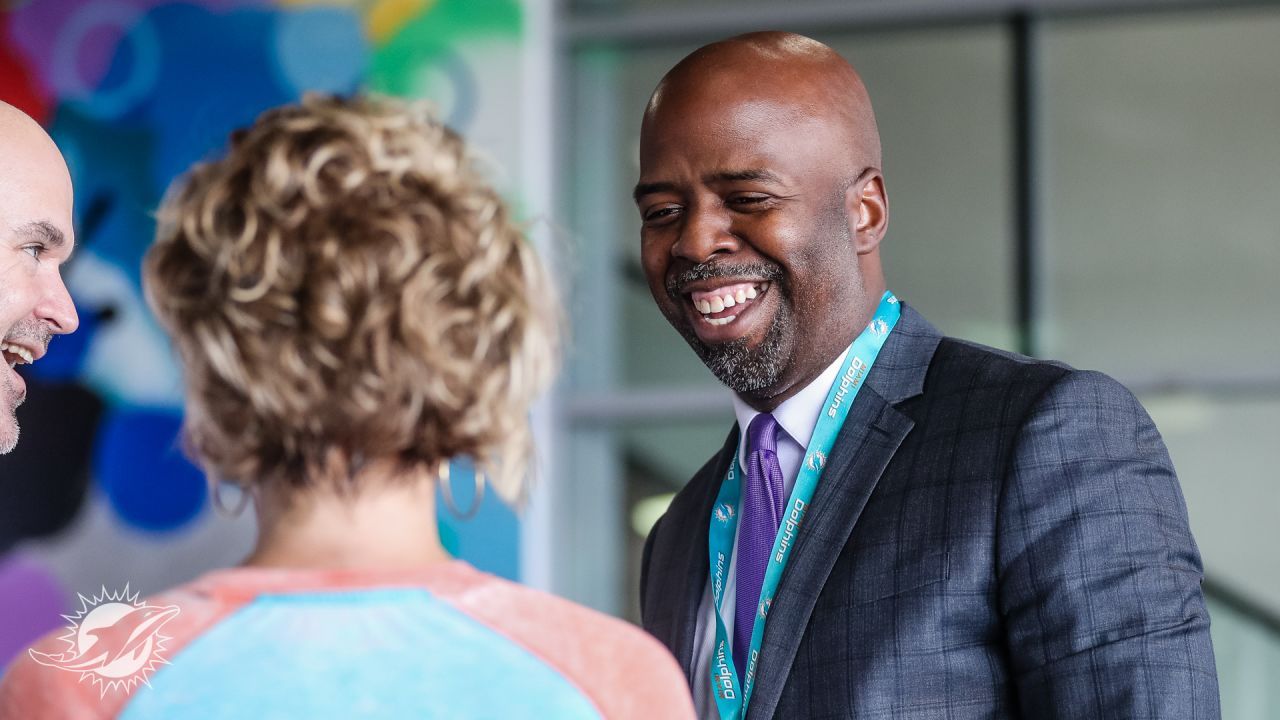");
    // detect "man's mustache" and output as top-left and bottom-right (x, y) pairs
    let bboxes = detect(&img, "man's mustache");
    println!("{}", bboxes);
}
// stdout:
(665, 262), (784, 300)
(3, 320), (52, 354)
